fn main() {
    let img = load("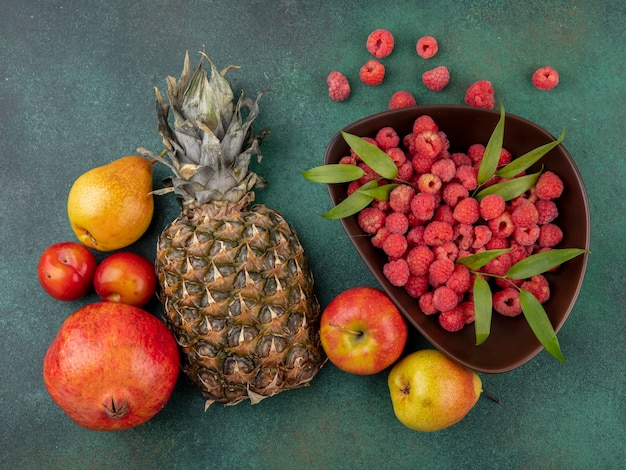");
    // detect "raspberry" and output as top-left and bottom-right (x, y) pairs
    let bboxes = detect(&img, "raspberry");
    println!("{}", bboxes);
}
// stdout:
(433, 241), (459, 262)
(383, 259), (410, 287)
(439, 306), (466, 332)
(411, 152), (438, 174)
(434, 204), (455, 225)
(327, 71), (351, 101)
(431, 158), (456, 182)
(508, 241), (528, 265)
(375, 126), (400, 150)
(485, 236), (509, 250)
(535, 171), (564, 200)
(493, 288), (522, 317)
(455, 165), (478, 190)
(451, 152), (472, 167)
(386, 147), (407, 167)
(412, 130), (444, 158)
(416, 35), (439, 59)
(389, 185), (415, 214)
(513, 225), (540, 246)
(404, 274), (429, 298)
(382, 233), (408, 258)
(432, 286), (459, 312)
(511, 202), (539, 228)
(488, 211), (515, 238)
(428, 258), (455, 287)
(389, 91), (417, 110)
(521, 274), (550, 303)
(366, 29), (395, 58)
(386, 212), (410, 234)
(464, 80), (496, 109)
(453, 197), (480, 225)
(422, 65), (450, 91)
(338, 155), (357, 165)
(412, 115), (439, 134)
(406, 245), (435, 276)
(454, 223), (474, 251)
(423, 221), (454, 246)
(347, 180), (361, 195)
(397, 161), (414, 181)
(371, 227), (391, 249)
(446, 264), (471, 294)
(411, 192), (437, 221)
(467, 143), (485, 164)
(472, 225), (493, 249)
(483, 252), (512, 277)
(532, 66), (559, 91)
(418, 292), (438, 315)
(417, 173), (442, 194)
(538, 223), (563, 248)
(460, 301), (475, 324)
(406, 225), (425, 245)
(359, 59), (385, 85)
(535, 199), (559, 224)
(358, 162), (378, 184)
(480, 194), (506, 220)
(442, 182), (469, 207)
(372, 199), (390, 212)
(357, 207), (386, 234)
(499, 148), (512, 166)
